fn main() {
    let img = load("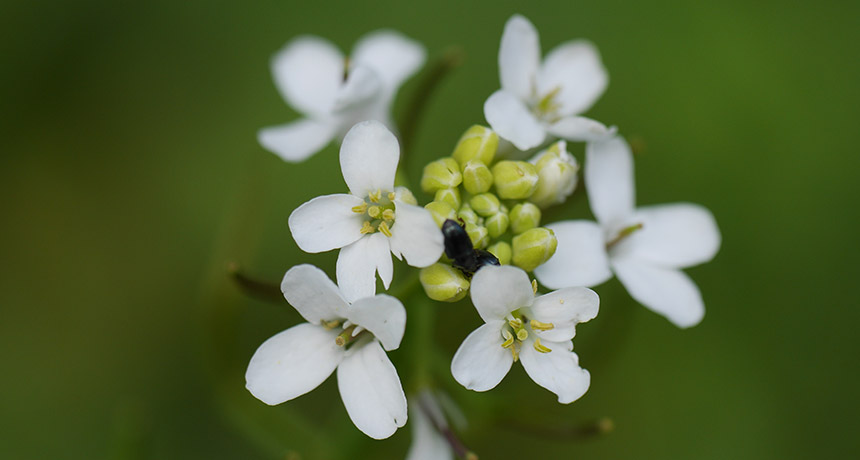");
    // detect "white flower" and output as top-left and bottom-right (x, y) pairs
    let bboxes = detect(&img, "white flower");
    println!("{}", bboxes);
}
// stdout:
(528, 140), (580, 208)
(451, 265), (598, 403)
(259, 30), (426, 162)
(405, 392), (454, 460)
(245, 264), (408, 439)
(534, 136), (722, 328)
(288, 120), (444, 302)
(483, 14), (614, 151)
